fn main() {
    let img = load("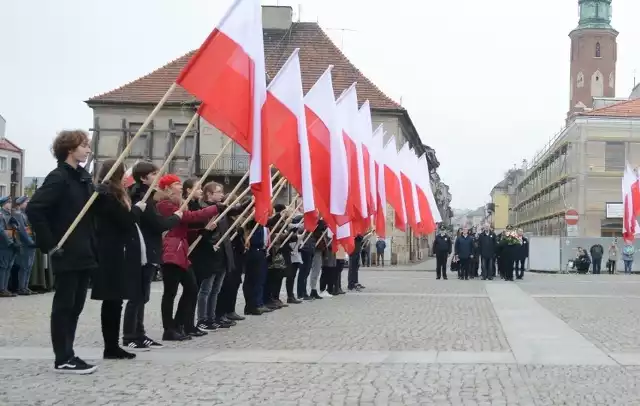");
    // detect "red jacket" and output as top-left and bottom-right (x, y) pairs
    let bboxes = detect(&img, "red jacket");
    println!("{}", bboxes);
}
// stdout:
(156, 198), (218, 270)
